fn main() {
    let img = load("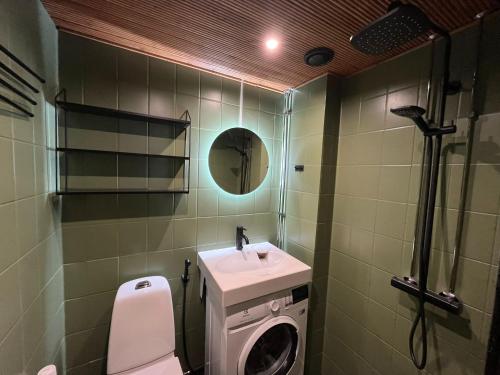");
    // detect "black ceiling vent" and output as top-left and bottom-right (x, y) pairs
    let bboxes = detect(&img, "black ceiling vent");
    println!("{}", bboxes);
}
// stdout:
(304, 47), (334, 67)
